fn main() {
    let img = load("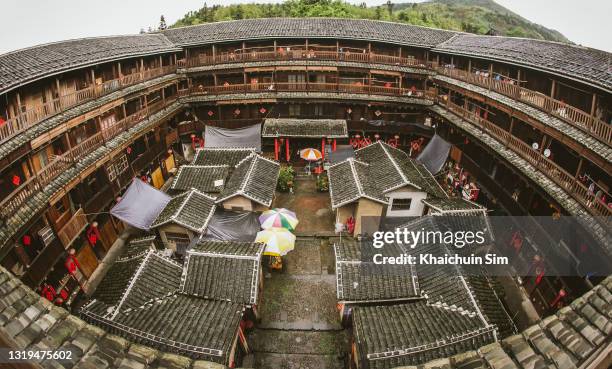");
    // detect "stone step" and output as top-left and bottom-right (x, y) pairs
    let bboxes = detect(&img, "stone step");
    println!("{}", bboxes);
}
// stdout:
(250, 352), (347, 369)
(247, 329), (348, 356)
